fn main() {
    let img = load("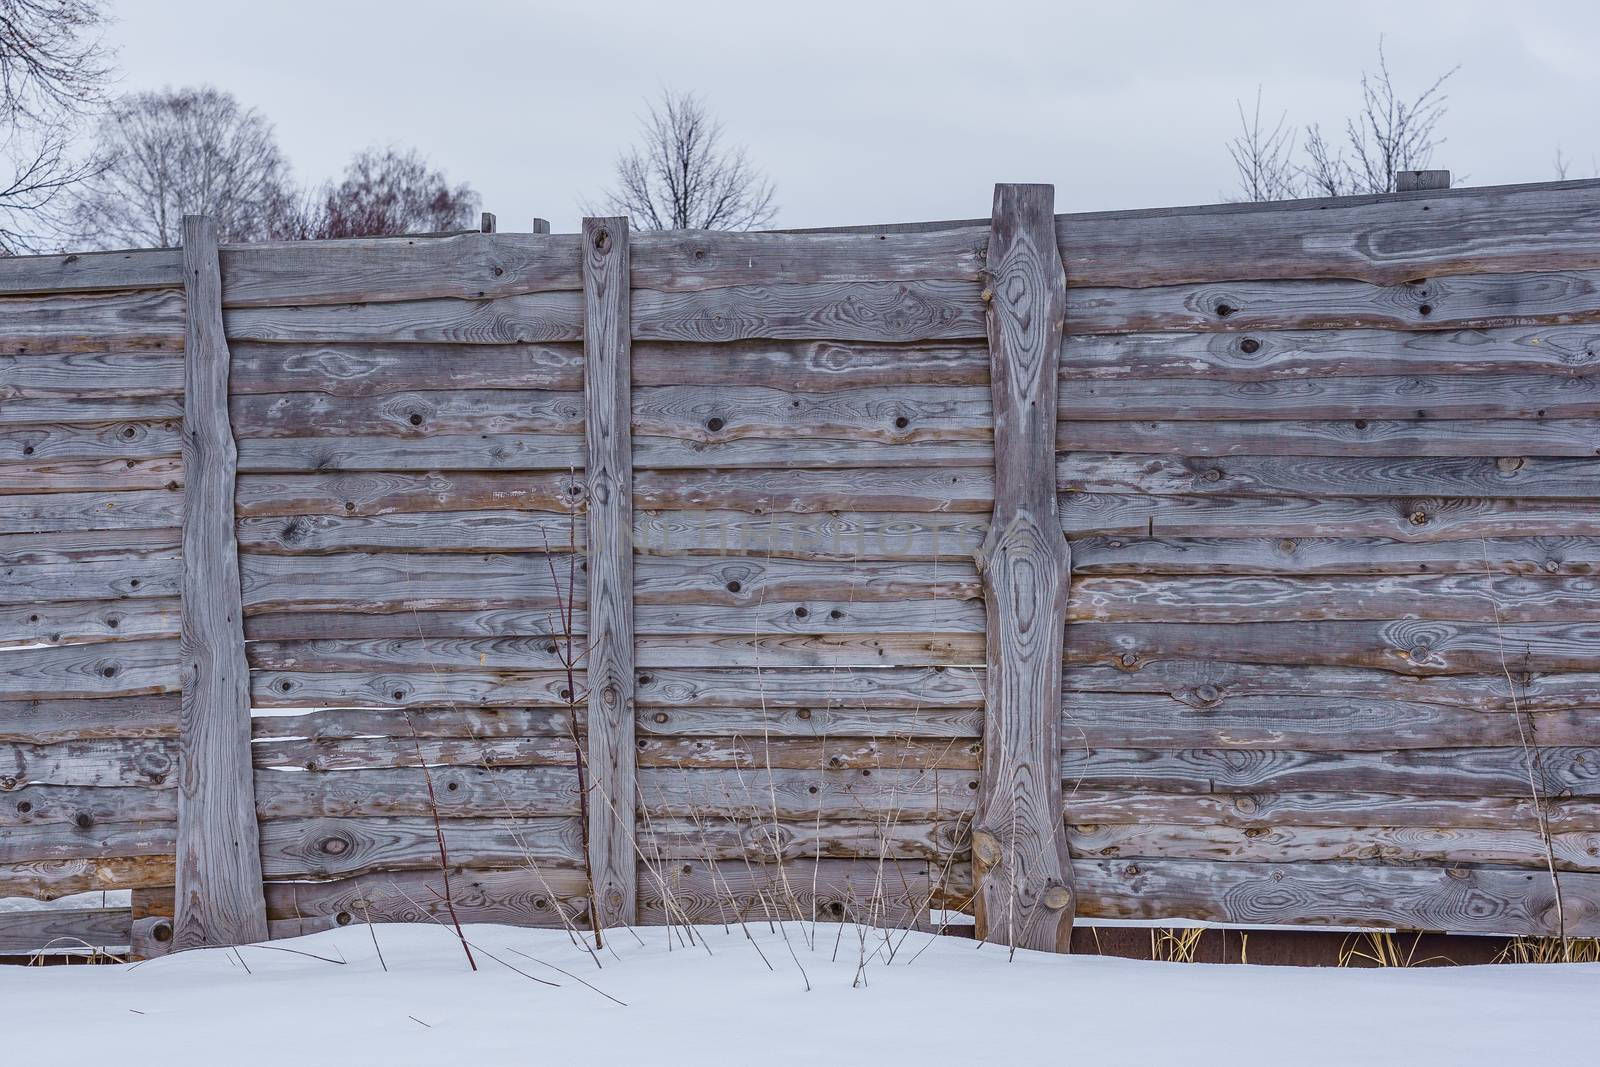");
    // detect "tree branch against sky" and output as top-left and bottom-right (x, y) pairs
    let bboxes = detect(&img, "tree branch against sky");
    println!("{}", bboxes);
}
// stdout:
(603, 88), (776, 230)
